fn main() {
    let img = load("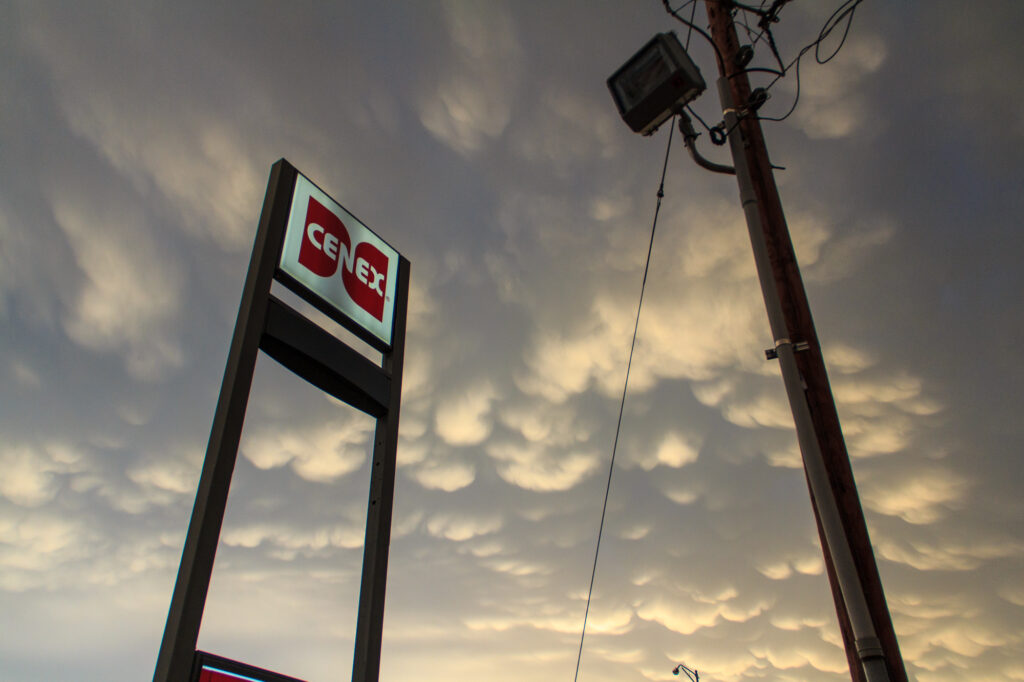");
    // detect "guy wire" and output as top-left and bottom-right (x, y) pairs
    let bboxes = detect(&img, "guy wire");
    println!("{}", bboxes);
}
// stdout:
(573, 117), (675, 681)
